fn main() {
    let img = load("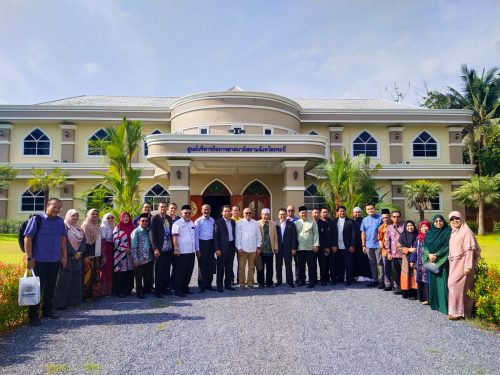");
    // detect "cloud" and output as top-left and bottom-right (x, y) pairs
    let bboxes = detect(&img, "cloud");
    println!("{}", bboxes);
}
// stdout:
(80, 62), (99, 77)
